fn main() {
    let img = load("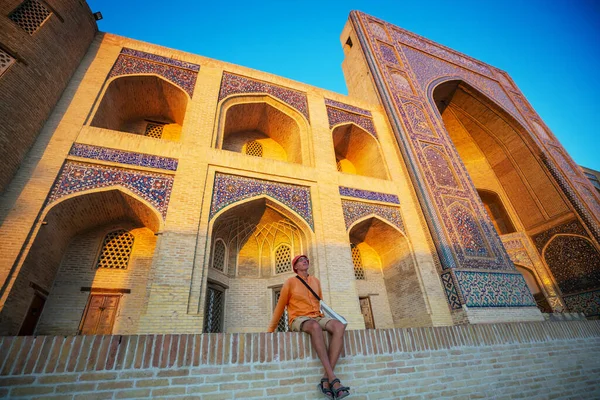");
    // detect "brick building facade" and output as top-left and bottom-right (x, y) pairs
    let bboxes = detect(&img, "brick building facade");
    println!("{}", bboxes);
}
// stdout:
(0, 2), (599, 338)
